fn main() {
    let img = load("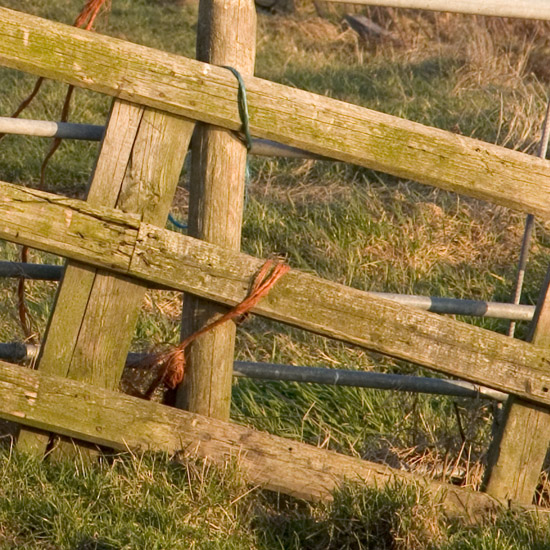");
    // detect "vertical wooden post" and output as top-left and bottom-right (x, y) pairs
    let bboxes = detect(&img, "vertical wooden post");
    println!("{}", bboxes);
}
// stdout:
(17, 99), (195, 456)
(483, 266), (550, 503)
(176, 0), (257, 419)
